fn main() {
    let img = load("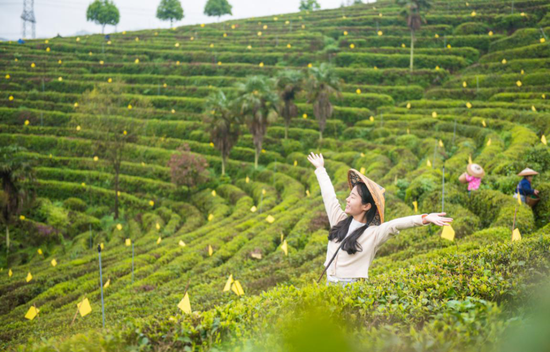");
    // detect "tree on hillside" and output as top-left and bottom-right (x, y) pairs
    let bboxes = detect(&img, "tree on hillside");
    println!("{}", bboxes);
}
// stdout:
(235, 76), (279, 170)
(275, 70), (304, 140)
(86, 0), (120, 34)
(204, 0), (232, 22)
(299, 0), (321, 11)
(203, 90), (241, 176)
(396, 0), (432, 72)
(306, 63), (342, 141)
(0, 145), (36, 261)
(73, 79), (153, 220)
(168, 144), (210, 198)
(156, 0), (184, 27)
